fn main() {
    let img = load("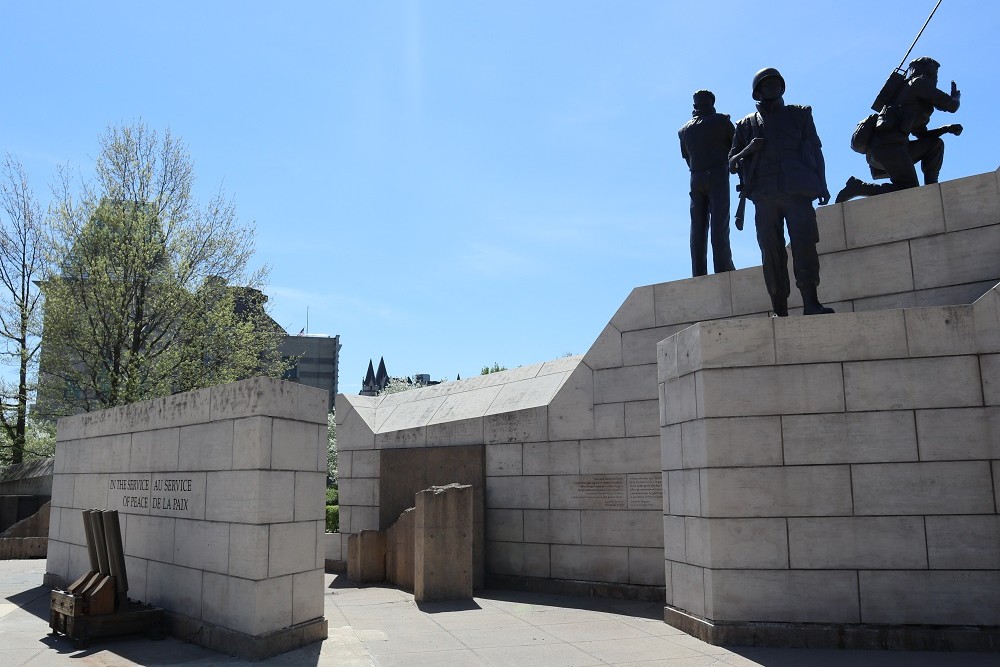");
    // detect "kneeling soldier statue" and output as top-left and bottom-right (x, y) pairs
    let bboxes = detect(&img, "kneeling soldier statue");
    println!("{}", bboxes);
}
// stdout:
(836, 56), (962, 203)
(729, 67), (834, 316)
